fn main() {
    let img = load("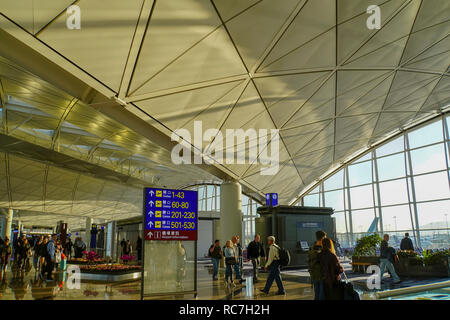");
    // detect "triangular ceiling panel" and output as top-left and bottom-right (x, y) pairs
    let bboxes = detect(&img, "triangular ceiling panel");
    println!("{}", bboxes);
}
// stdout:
(38, 0), (144, 91)
(280, 120), (329, 157)
(129, 0), (223, 96)
(224, 0), (303, 71)
(337, 0), (409, 64)
(254, 72), (329, 127)
(343, 0), (420, 67)
(419, 77), (450, 113)
(400, 21), (450, 65)
(284, 73), (336, 128)
(259, 0), (336, 72)
(134, 80), (243, 132)
(129, 26), (246, 94)
(336, 70), (391, 114)
(212, 0), (261, 22)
